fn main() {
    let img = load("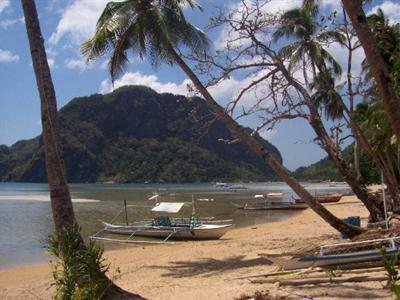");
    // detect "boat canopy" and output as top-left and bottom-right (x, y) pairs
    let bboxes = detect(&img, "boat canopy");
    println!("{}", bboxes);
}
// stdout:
(151, 202), (185, 213)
